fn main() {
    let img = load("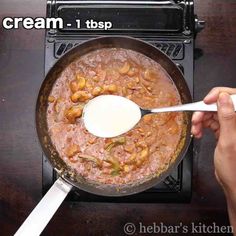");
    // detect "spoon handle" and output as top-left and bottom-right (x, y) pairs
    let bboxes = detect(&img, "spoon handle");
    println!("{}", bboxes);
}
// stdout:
(150, 94), (236, 113)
